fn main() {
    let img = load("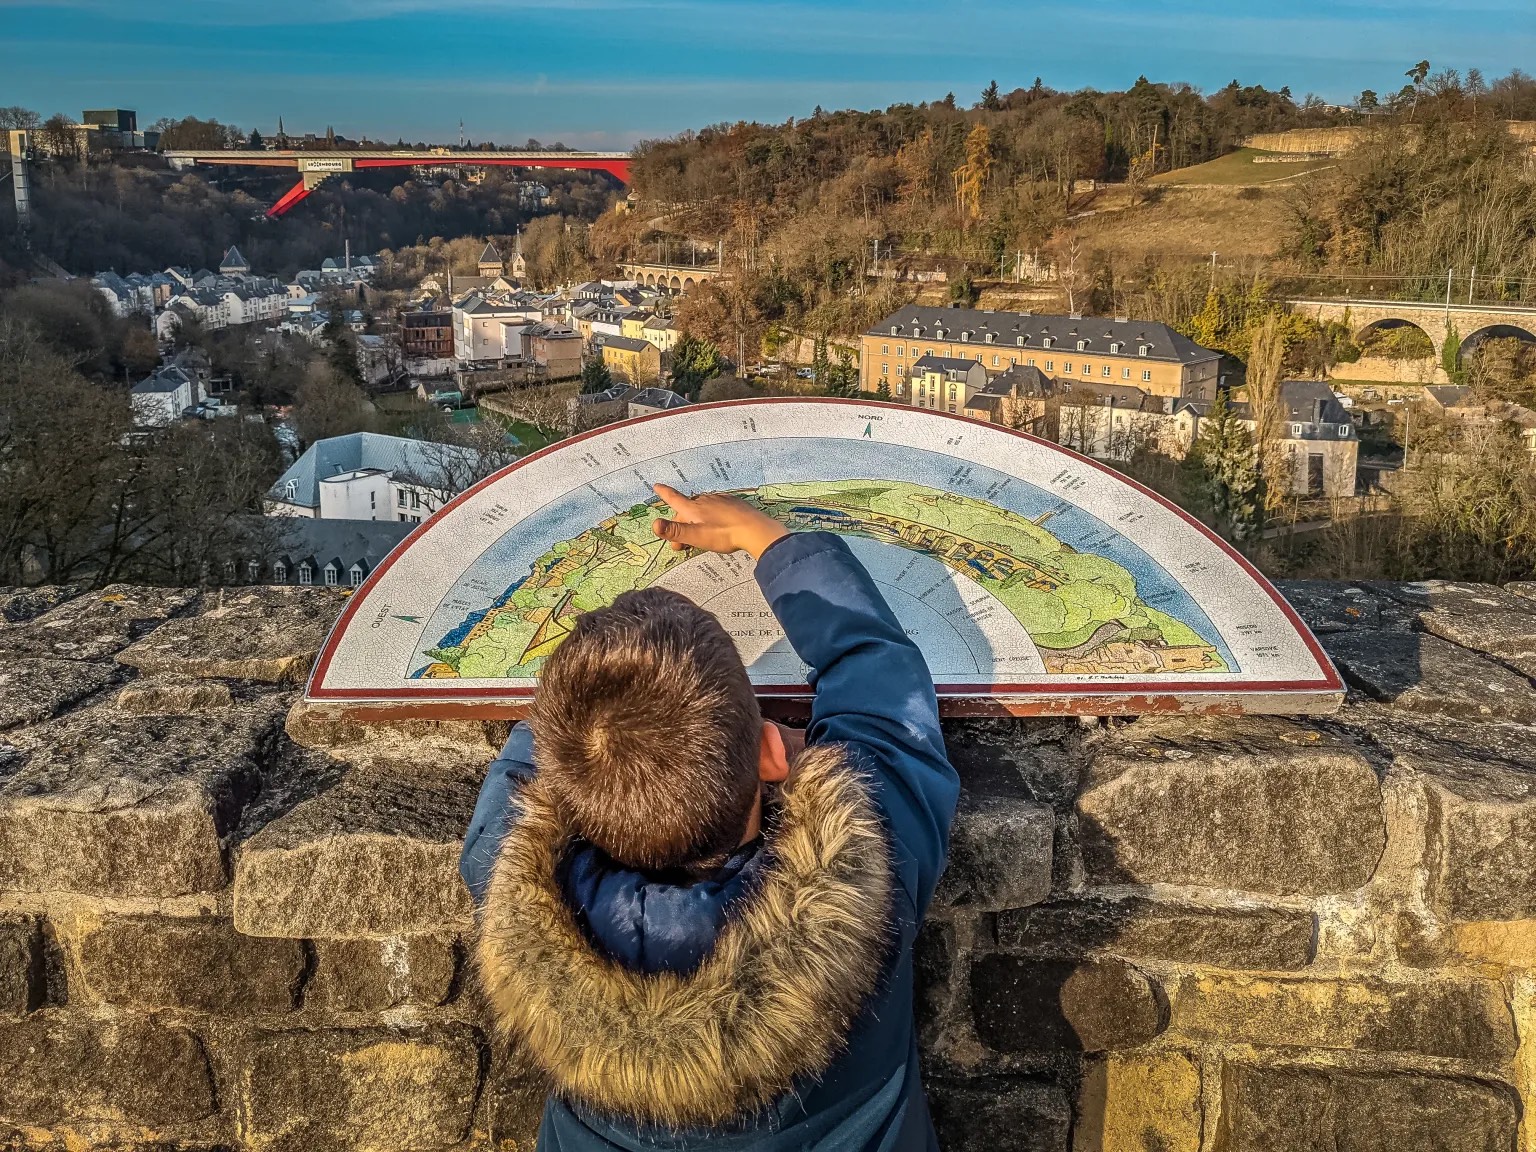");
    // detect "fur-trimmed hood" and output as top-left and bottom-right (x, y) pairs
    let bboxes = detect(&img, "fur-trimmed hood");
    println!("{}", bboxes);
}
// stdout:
(472, 743), (893, 1131)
